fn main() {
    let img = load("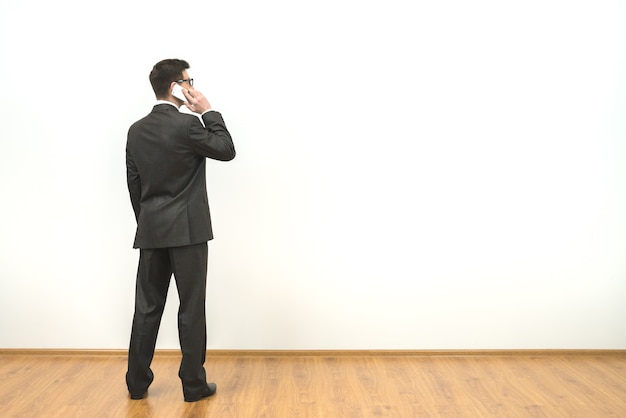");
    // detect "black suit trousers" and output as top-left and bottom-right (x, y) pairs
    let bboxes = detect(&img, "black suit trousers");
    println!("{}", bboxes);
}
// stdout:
(126, 242), (209, 399)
